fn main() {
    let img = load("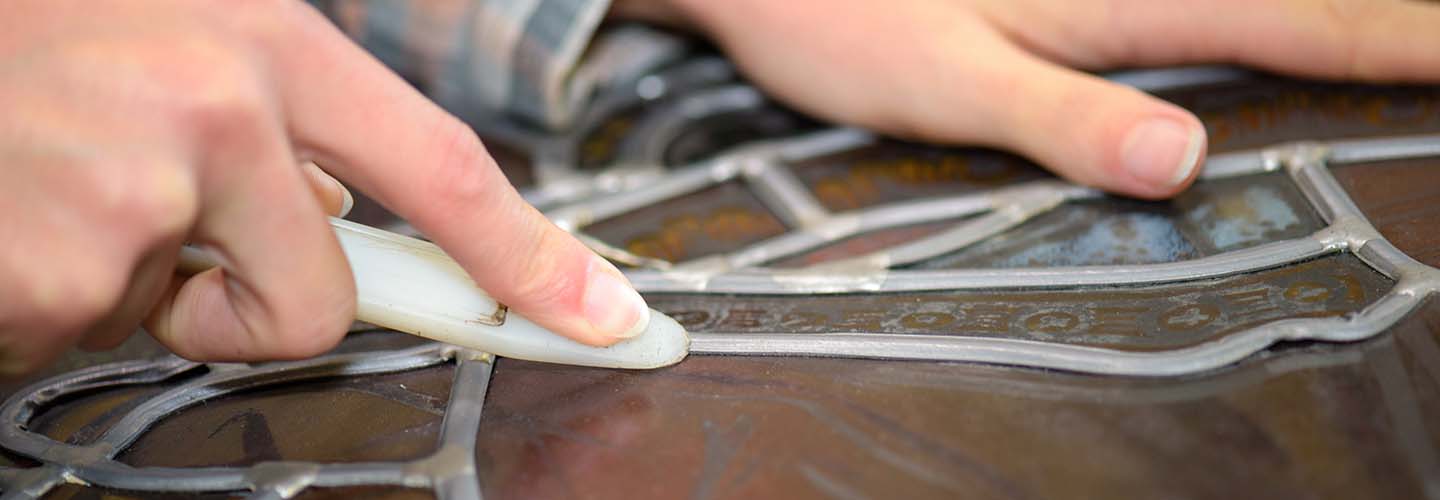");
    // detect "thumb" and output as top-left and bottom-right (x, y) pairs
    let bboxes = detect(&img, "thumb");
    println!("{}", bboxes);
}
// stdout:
(989, 55), (1207, 199)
